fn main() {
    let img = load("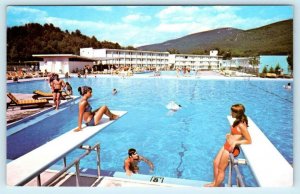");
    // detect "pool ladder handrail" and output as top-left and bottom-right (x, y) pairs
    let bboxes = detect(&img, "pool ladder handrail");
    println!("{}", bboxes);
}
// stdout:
(228, 153), (246, 187)
(35, 143), (101, 187)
